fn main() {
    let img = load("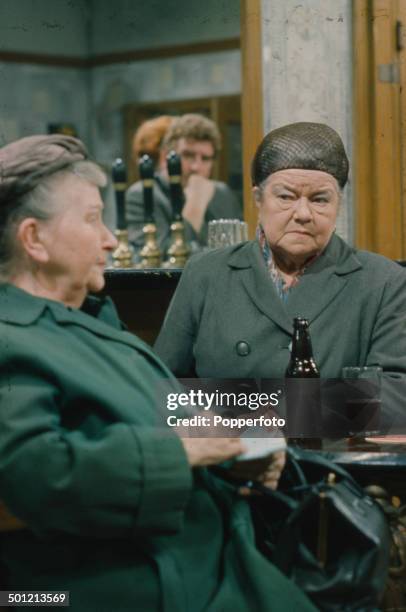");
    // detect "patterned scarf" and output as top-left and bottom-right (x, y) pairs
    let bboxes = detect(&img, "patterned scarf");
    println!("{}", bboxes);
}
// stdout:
(256, 225), (318, 302)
